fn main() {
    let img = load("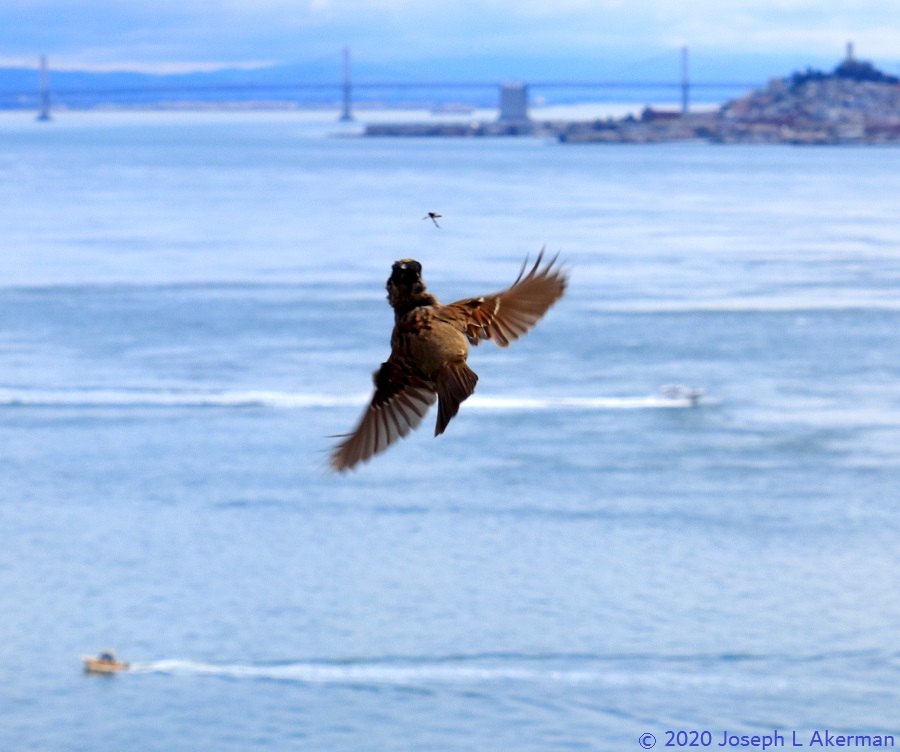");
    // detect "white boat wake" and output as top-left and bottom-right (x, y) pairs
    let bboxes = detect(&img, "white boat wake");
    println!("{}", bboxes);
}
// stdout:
(120, 654), (798, 693)
(128, 658), (598, 685)
(0, 387), (707, 410)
